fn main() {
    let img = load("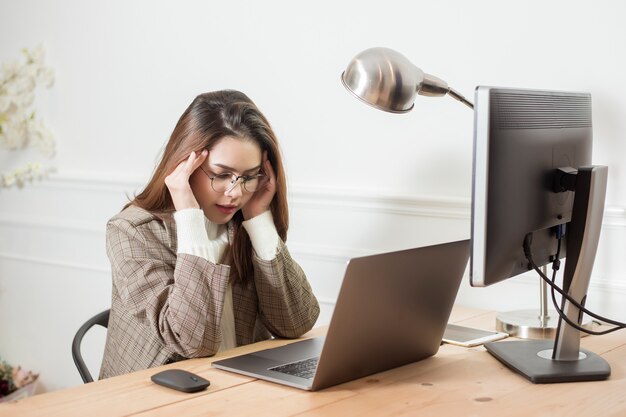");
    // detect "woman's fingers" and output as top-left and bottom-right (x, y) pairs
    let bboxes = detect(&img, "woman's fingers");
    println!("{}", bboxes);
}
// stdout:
(164, 150), (208, 211)
(172, 150), (208, 178)
(262, 151), (275, 186)
(185, 150), (197, 170)
(194, 149), (208, 171)
(185, 149), (207, 172)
